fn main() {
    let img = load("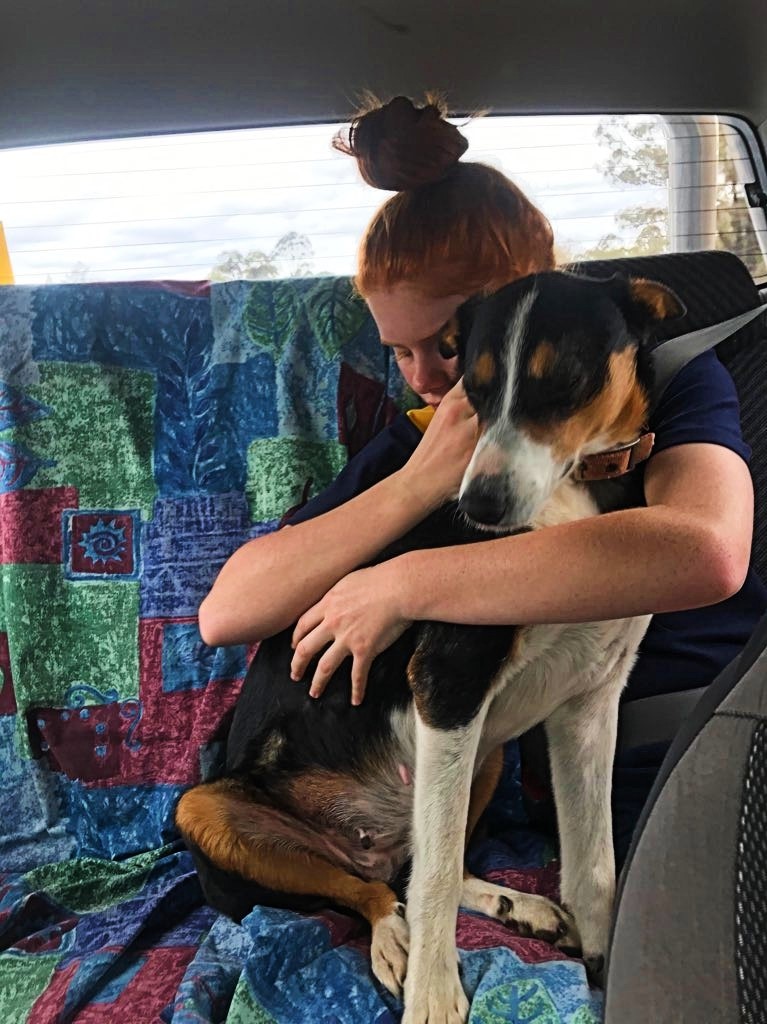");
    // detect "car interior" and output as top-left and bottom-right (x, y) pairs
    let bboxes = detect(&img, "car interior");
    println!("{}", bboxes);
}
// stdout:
(1, 3), (765, 1022)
